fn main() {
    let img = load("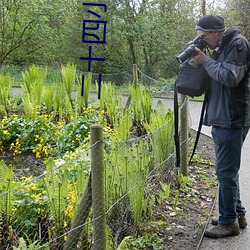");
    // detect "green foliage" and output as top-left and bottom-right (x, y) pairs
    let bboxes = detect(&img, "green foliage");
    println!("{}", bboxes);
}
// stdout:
(178, 173), (192, 189)
(110, 109), (132, 141)
(61, 63), (76, 101)
(43, 159), (68, 230)
(77, 72), (92, 109)
(99, 81), (122, 128)
(0, 0), (227, 78)
(0, 73), (12, 116)
(145, 100), (175, 163)
(0, 161), (14, 222)
(13, 235), (46, 250)
(43, 85), (55, 113)
(0, 109), (102, 157)
(129, 84), (153, 125)
(21, 65), (47, 118)
(117, 233), (163, 250)
(12, 177), (48, 240)
(0, 0), (70, 65)
(105, 136), (153, 227)
(158, 182), (171, 203)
